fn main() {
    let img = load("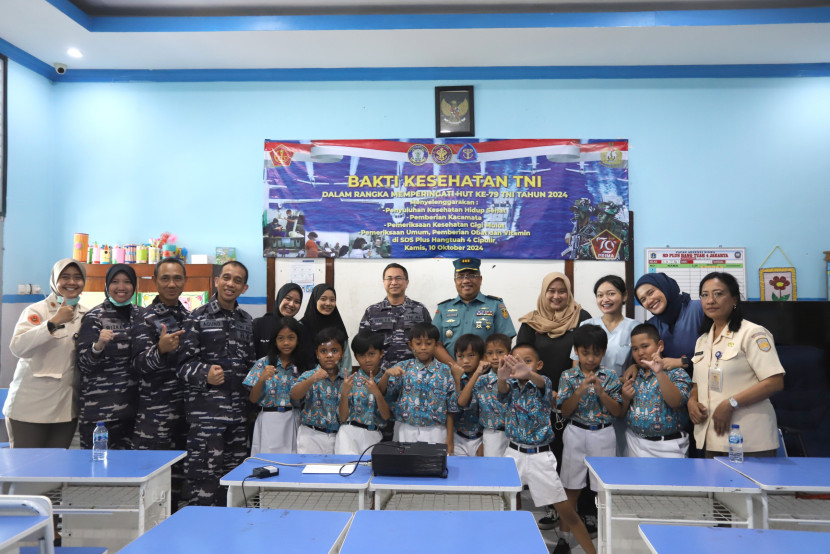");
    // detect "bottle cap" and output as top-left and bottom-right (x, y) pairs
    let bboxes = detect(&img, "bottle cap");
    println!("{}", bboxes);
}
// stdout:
(731, 424), (739, 429)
